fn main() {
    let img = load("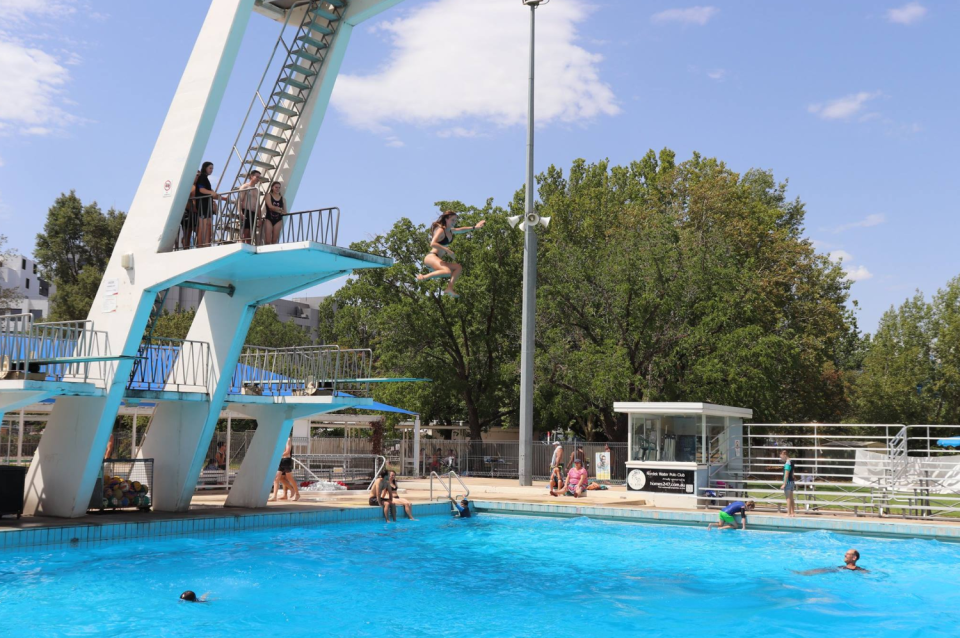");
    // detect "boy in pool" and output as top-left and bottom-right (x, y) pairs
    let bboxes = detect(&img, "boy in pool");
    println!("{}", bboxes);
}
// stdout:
(707, 500), (755, 530)
(450, 496), (471, 518)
